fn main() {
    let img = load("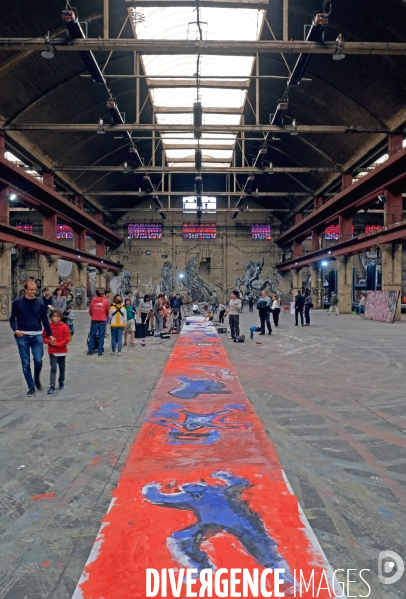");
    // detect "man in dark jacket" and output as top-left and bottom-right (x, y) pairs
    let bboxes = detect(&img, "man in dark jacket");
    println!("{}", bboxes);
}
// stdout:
(10, 281), (54, 397)
(294, 290), (305, 326)
(257, 290), (272, 335)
